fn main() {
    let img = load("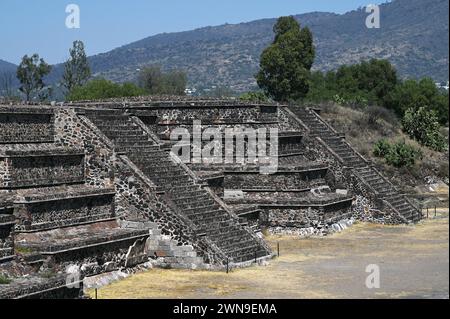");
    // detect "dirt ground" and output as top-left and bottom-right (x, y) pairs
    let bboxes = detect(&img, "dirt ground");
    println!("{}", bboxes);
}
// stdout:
(87, 210), (449, 299)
